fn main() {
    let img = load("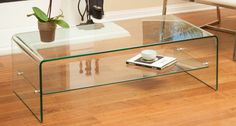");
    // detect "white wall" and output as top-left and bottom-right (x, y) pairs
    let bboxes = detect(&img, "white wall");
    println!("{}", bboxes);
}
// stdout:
(0, 0), (63, 29)
(61, 0), (86, 26)
(0, 0), (62, 55)
(0, 0), (211, 55)
(104, 0), (187, 11)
